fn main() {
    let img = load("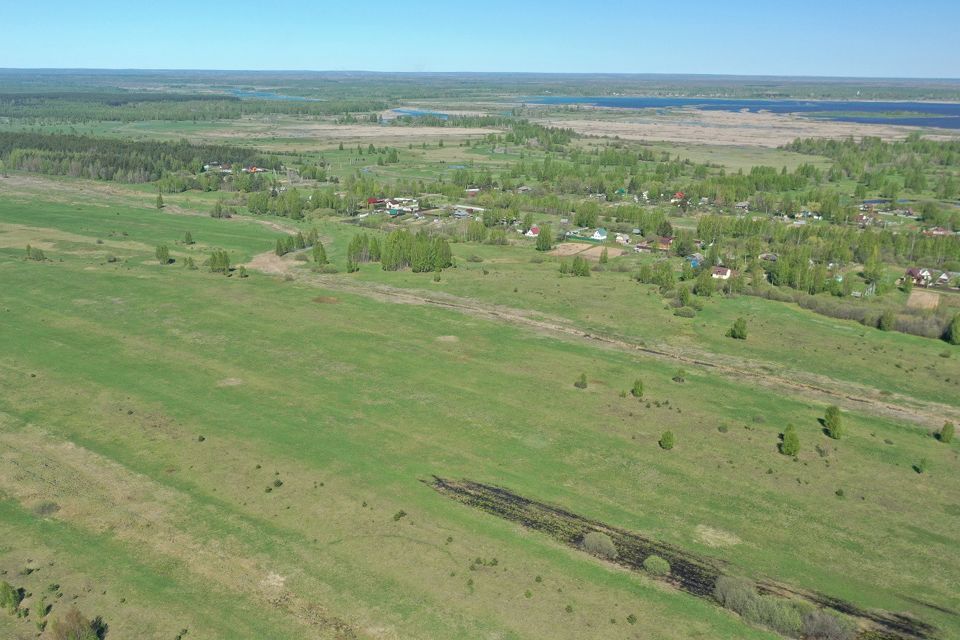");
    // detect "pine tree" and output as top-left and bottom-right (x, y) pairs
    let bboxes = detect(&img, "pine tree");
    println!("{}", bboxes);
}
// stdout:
(574, 373), (588, 389)
(780, 424), (800, 456)
(535, 224), (553, 251)
(183, 231), (194, 245)
(346, 254), (358, 273)
(948, 313), (960, 346)
(313, 242), (327, 265)
(156, 245), (170, 264)
(631, 379), (643, 398)
(824, 405), (843, 439)
(294, 231), (306, 250)
(156, 192), (164, 209)
(599, 247), (609, 264)
(275, 238), (287, 256)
